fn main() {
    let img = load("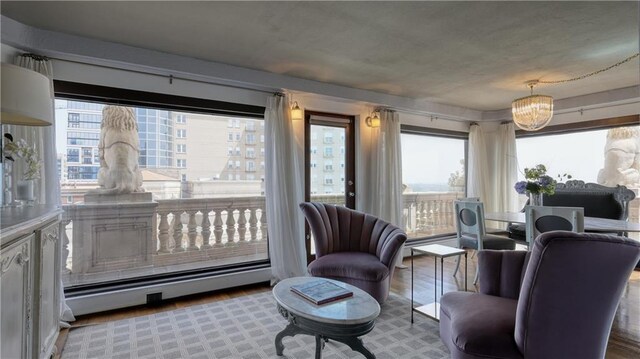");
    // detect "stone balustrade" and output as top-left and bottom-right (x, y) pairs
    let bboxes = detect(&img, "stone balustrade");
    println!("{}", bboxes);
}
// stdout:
(60, 192), (463, 285)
